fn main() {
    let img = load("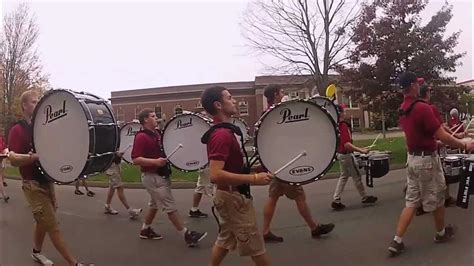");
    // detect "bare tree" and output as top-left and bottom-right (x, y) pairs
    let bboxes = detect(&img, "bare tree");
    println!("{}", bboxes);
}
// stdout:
(241, 0), (359, 95)
(0, 3), (48, 131)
